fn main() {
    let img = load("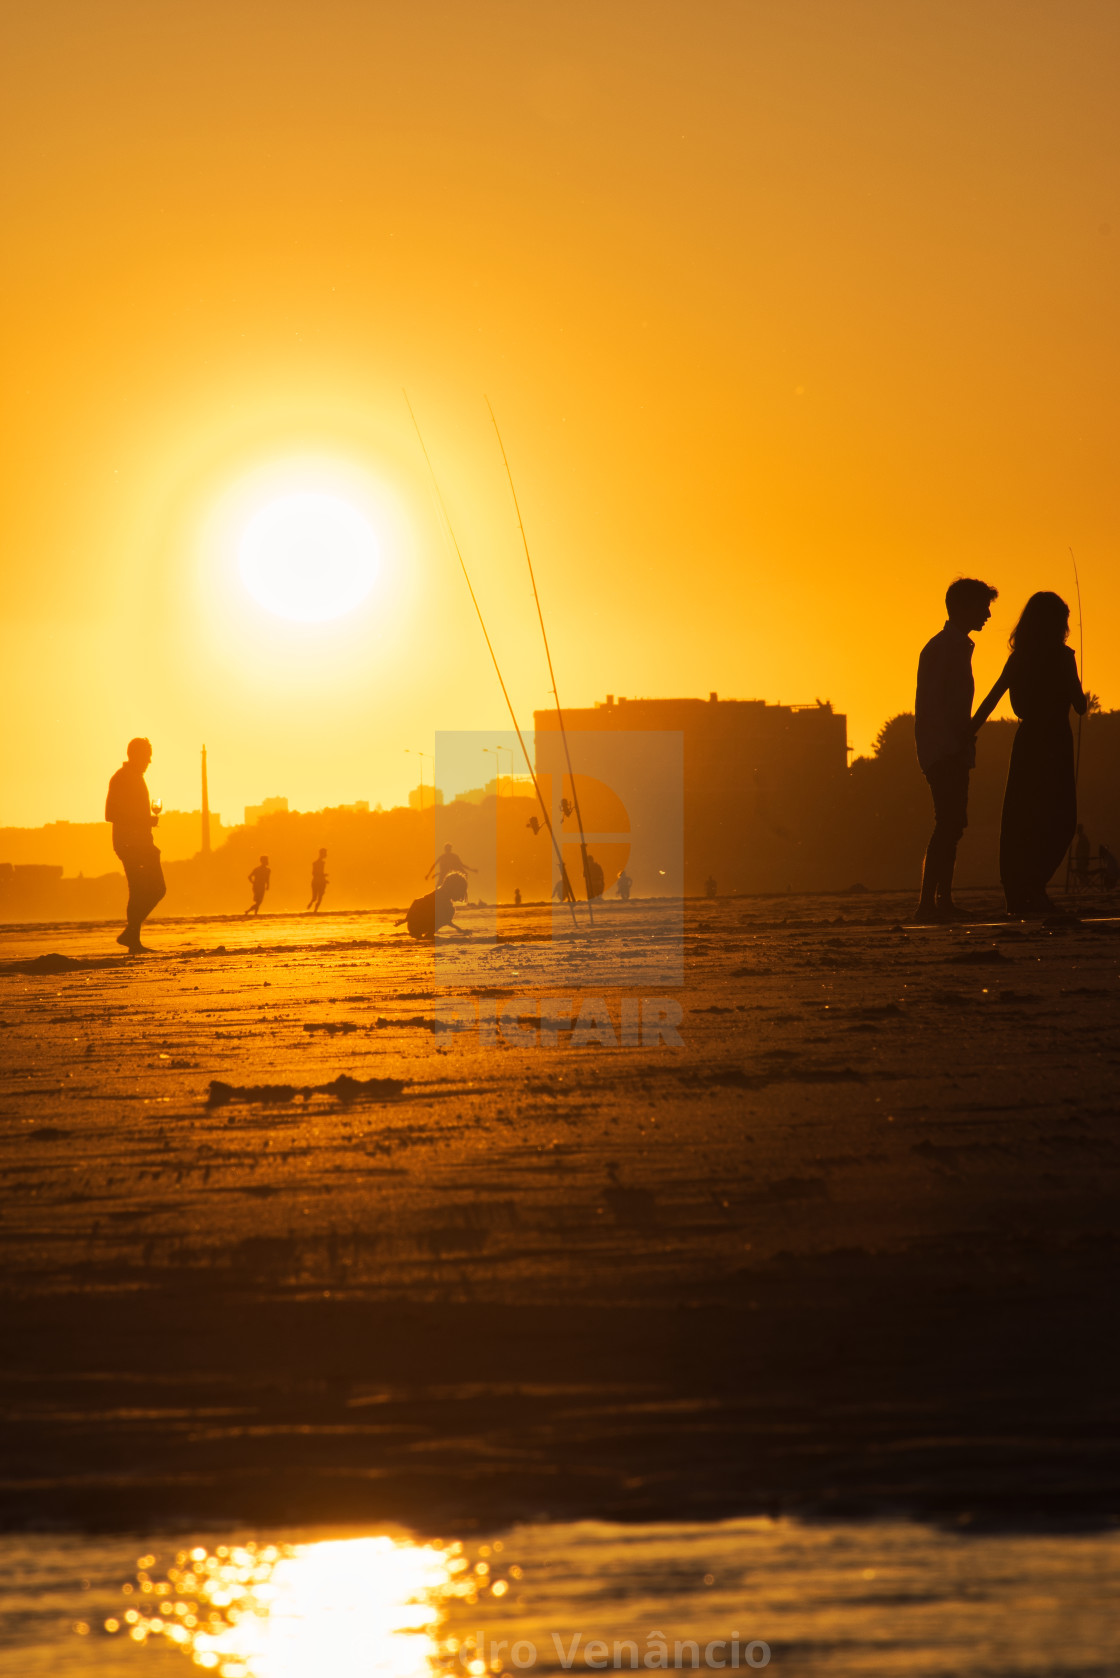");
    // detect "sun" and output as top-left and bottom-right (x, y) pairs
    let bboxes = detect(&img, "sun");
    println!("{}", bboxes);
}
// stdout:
(237, 490), (379, 622)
